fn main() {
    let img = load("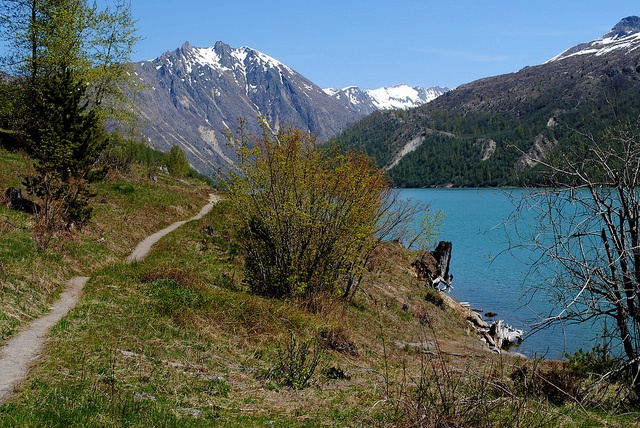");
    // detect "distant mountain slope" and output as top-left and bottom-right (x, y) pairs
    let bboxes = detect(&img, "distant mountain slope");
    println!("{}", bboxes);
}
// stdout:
(332, 16), (640, 187)
(132, 41), (360, 174)
(131, 41), (447, 176)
